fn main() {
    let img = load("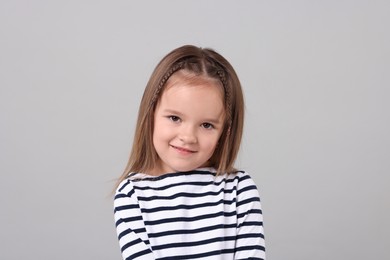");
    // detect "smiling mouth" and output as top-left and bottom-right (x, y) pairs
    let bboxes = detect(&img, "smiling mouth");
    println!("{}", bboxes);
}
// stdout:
(171, 145), (196, 153)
